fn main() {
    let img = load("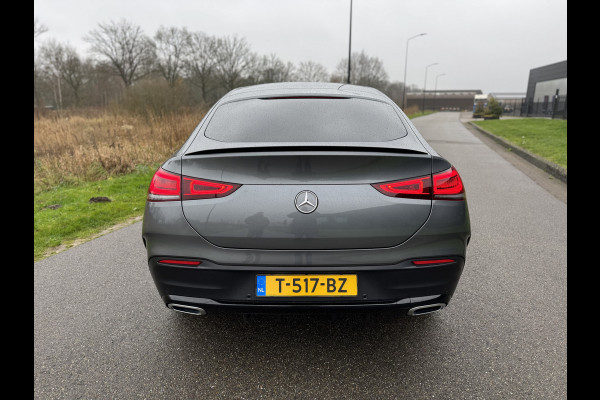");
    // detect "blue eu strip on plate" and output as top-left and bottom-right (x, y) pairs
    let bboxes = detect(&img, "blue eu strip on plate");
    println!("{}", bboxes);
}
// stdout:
(256, 275), (266, 296)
